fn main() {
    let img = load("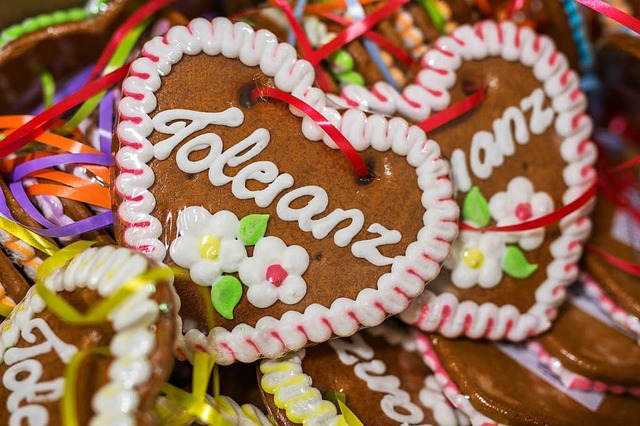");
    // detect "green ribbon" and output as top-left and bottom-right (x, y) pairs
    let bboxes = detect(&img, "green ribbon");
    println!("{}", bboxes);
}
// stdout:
(58, 18), (151, 134)
(419, 0), (446, 34)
